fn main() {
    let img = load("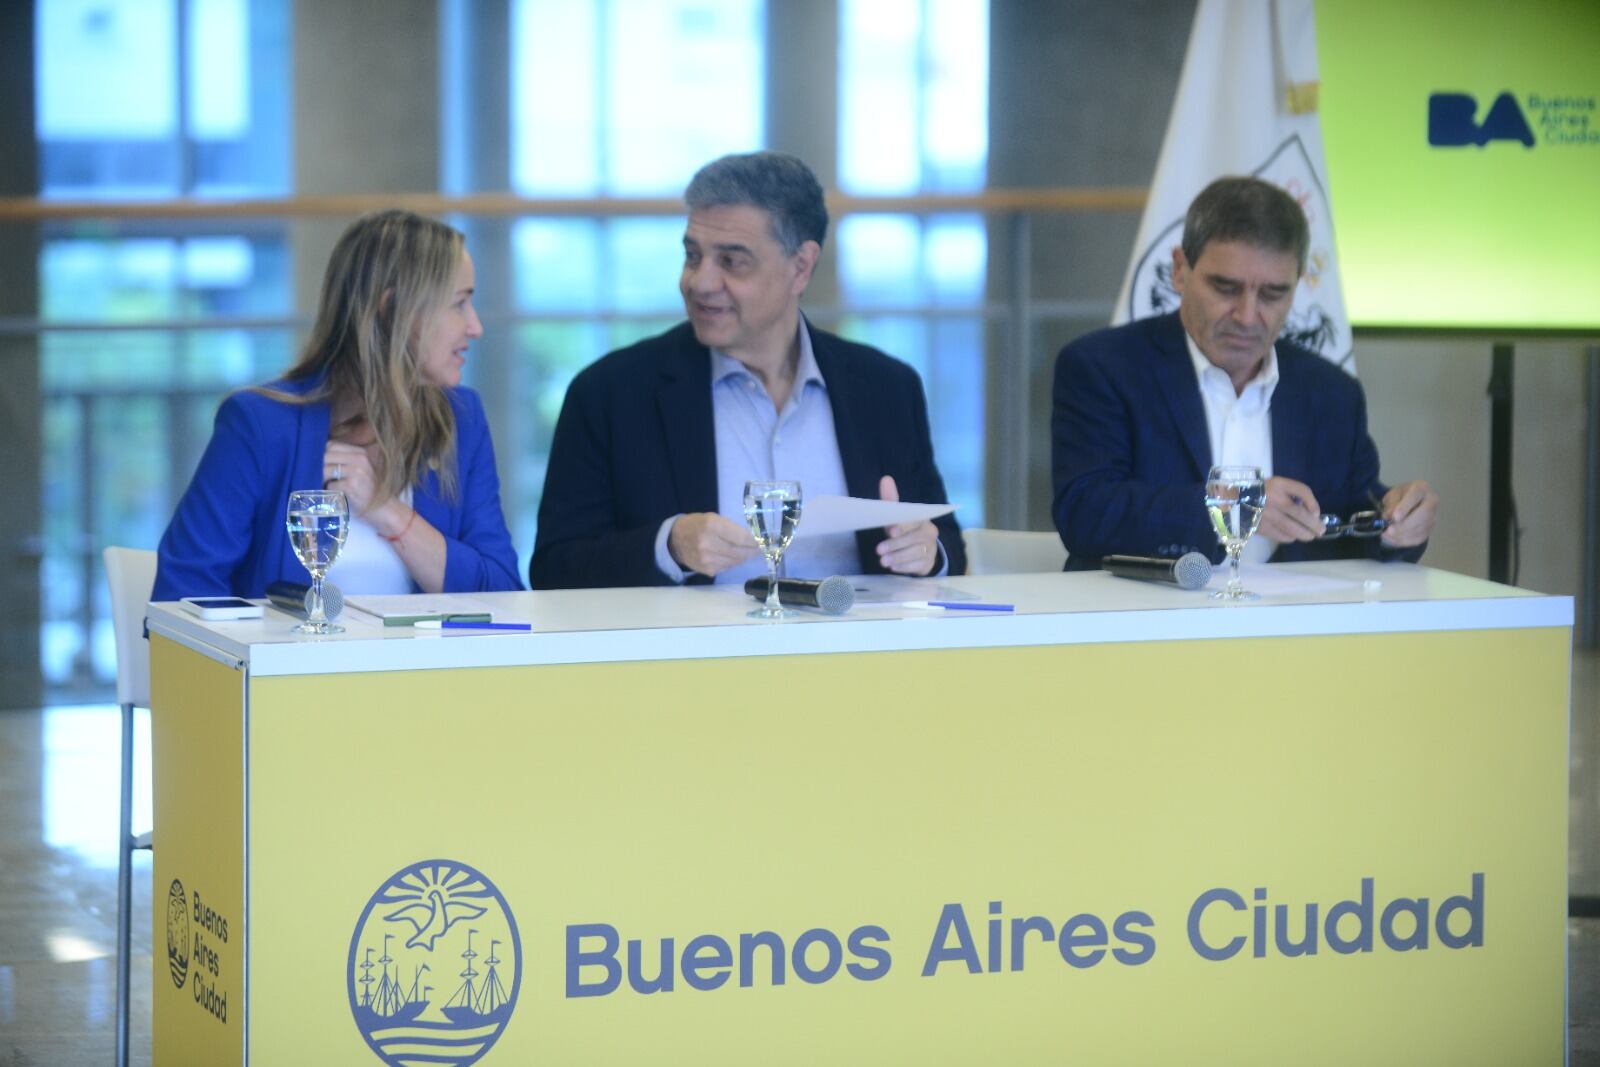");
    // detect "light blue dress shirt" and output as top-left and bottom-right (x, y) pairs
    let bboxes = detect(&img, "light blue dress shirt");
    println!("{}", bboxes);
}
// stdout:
(653, 321), (862, 584)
